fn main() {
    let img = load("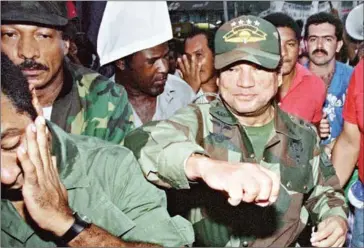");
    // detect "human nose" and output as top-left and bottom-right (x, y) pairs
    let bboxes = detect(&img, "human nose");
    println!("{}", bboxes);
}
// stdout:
(281, 43), (287, 57)
(1, 154), (22, 185)
(17, 35), (40, 60)
(317, 37), (324, 49)
(236, 67), (255, 88)
(156, 58), (169, 74)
